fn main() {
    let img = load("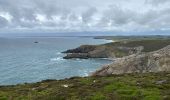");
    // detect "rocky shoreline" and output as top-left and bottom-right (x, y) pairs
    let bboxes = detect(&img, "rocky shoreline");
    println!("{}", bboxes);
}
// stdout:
(62, 43), (144, 59)
(63, 38), (170, 76)
(92, 45), (170, 76)
(0, 37), (170, 100)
